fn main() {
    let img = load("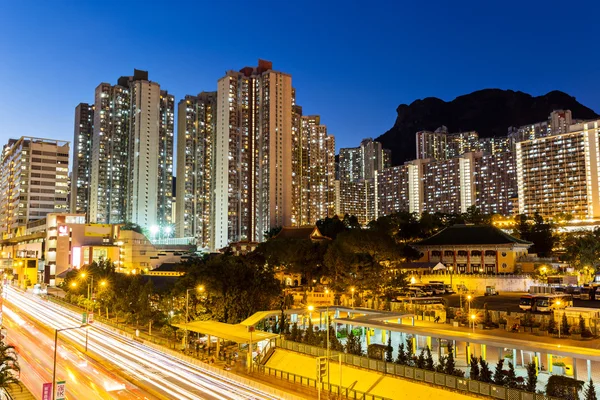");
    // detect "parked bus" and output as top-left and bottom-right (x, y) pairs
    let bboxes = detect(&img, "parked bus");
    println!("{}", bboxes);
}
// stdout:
(519, 295), (536, 311)
(580, 286), (599, 301)
(393, 296), (446, 310)
(428, 281), (455, 294)
(408, 284), (435, 296)
(534, 294), (573, 312)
